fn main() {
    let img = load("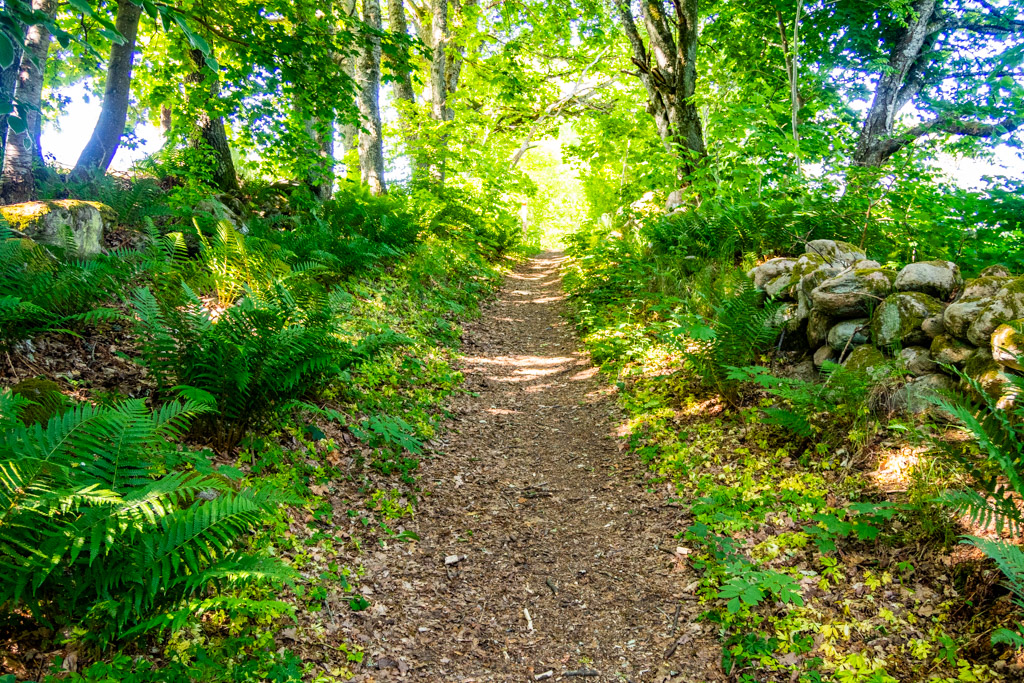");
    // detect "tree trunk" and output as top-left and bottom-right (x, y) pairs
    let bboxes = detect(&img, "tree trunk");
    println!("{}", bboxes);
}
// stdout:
(356, 0), (387, 195)
(428, 0), (448, 185)
(185, 48), (239, 194)
(0, 39), (24, 169)
(386, 0), (416, 107)
(852, 0), (936, 167)
(615, 0), (706, 185)
(72, 0), (143, 179)
(1, 0), (55, 204)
